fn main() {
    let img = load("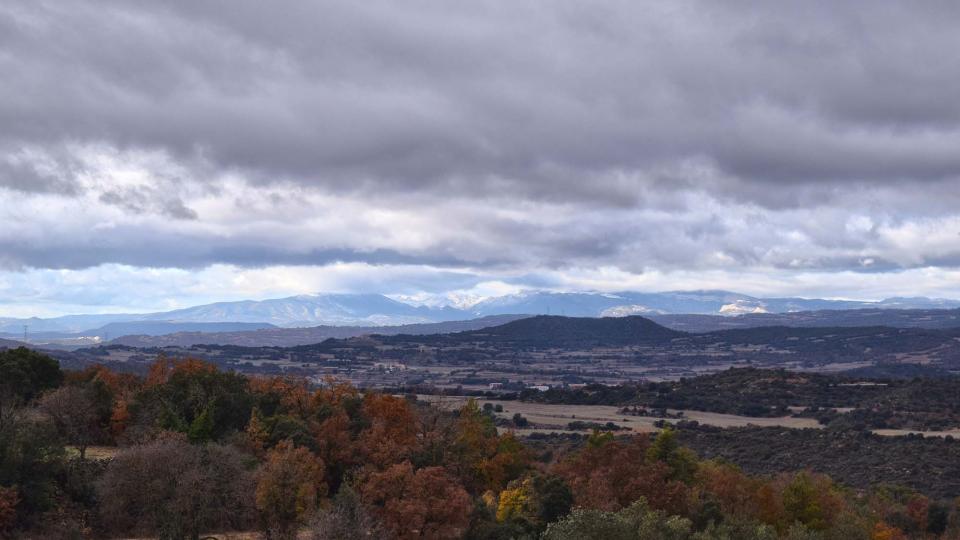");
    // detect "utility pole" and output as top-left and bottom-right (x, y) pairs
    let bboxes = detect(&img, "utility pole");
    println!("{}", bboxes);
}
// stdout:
(23, 325), (28, 343)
